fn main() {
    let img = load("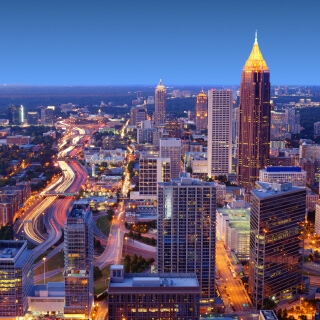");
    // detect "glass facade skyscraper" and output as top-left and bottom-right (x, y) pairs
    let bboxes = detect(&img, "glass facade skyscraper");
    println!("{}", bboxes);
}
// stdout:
(249, 182), (306, 309)
(0, 240), (33, 318)
(157, 175), (216, 299)
(237, 33), (271, 189)
(64, 200), (93, 319)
